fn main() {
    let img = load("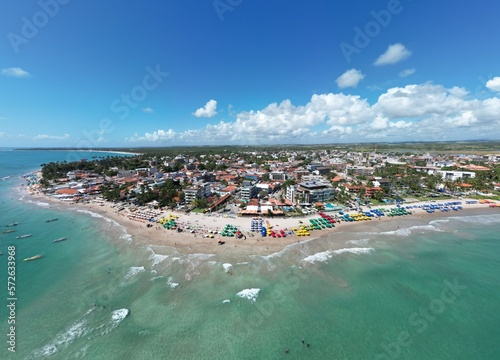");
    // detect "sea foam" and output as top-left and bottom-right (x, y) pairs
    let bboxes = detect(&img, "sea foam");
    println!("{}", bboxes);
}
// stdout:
(119, 233), (133, 242)
(222, 263), (233, 273)
(380, 225), (439, 237)
(124, 266), (146, 280)
(111, 308), (130, 325)
(449, 214), (500, 225)
(302, 247), (374, 264)
(147, 247), (169, 266)
(167, 276), (179, 289)
(32, 319), (88, 357)
(98, 308), (130, 335)
(346, 238), (370, 246)
(333, 247), (374, 255)
(76, 209), (122, 228)
(302, 251), (332, 264)
(236, 288), (261, 302)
